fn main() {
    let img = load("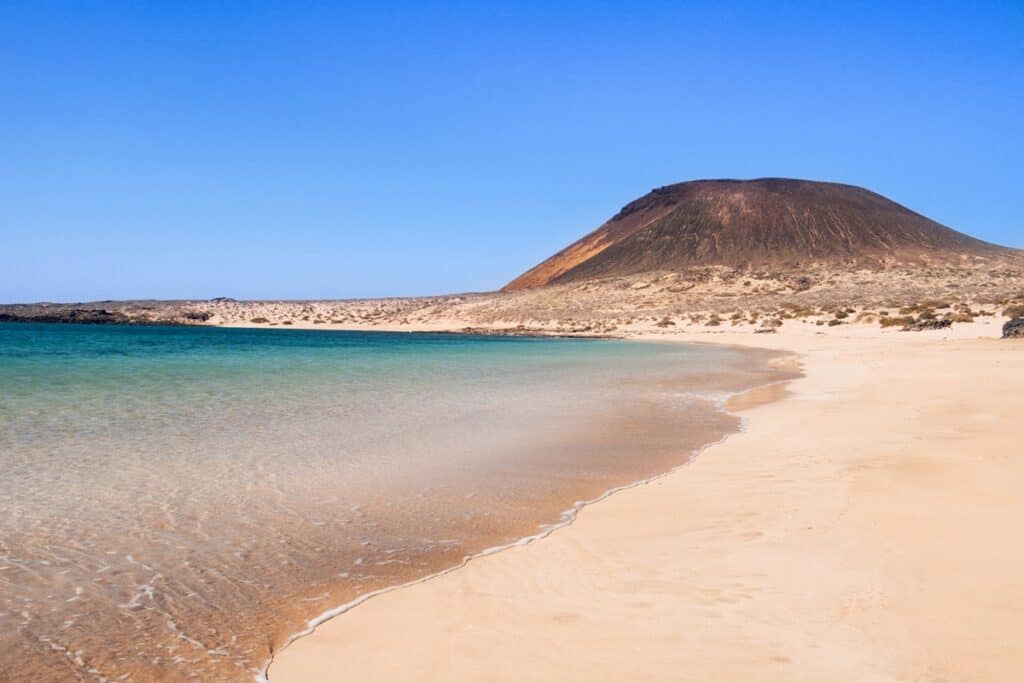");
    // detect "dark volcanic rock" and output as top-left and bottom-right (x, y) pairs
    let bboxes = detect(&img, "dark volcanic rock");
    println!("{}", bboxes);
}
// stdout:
(1004, 318), (1024, 338)
(0, 307), (183, 326)
(1, 308), (128, 324)
(504, 178), (1019, 290)
(902, 318), (953, 332)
